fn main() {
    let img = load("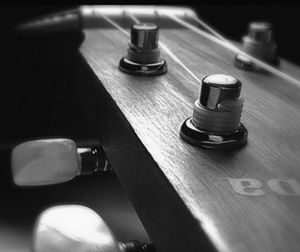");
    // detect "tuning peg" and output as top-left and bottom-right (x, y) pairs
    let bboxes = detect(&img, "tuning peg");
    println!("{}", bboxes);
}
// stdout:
(11, 138), (111, 186)
(32, 204), (155, 252)
(180, 74), (247, 148)
(235, 22), (279, 70)
(119, 23), (167, 76)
